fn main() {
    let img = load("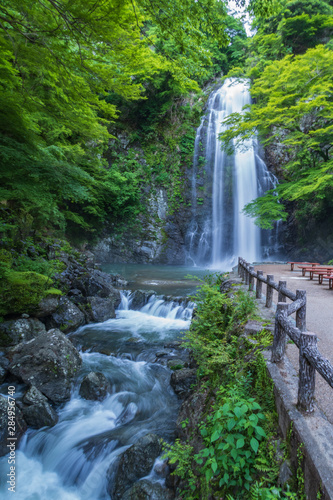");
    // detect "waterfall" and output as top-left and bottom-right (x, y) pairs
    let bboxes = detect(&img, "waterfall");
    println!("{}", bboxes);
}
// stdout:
(186, 78), (279, 269)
